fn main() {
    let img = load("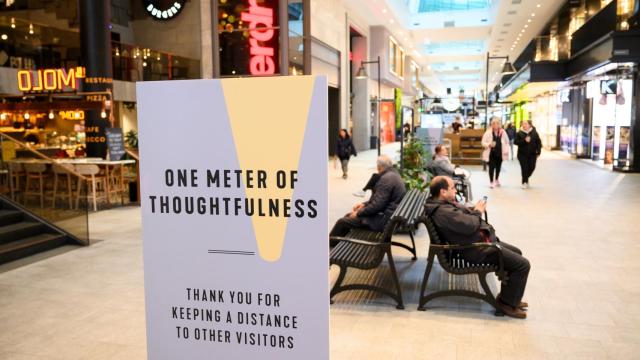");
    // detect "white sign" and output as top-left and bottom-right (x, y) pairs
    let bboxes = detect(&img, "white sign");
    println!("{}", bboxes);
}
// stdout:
(137, 77), (329, 359)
